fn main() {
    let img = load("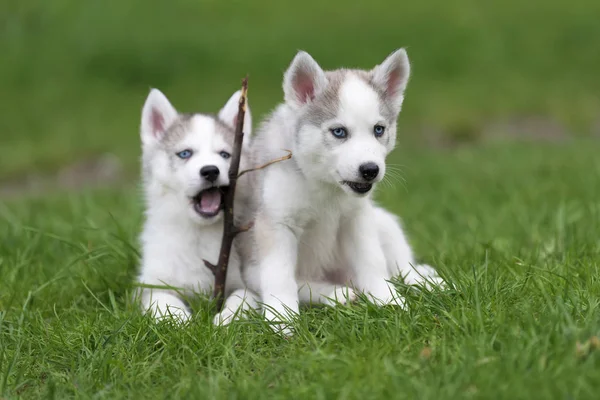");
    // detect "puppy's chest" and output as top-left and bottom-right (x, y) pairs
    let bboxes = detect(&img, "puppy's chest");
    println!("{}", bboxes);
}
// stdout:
(191, 231), (223, 264)
(295, 211), (344, 277)
(160, 227), (224, 290)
